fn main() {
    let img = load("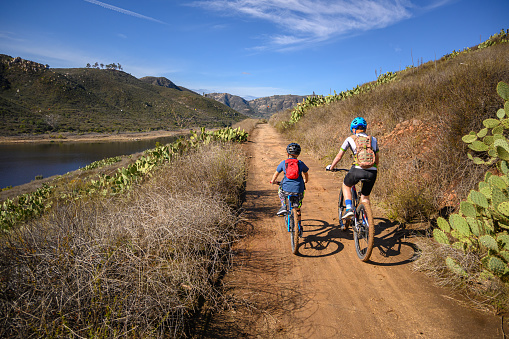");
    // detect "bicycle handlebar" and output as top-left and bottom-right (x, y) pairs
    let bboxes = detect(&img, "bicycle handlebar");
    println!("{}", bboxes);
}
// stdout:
(326, 168), (349, 172)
